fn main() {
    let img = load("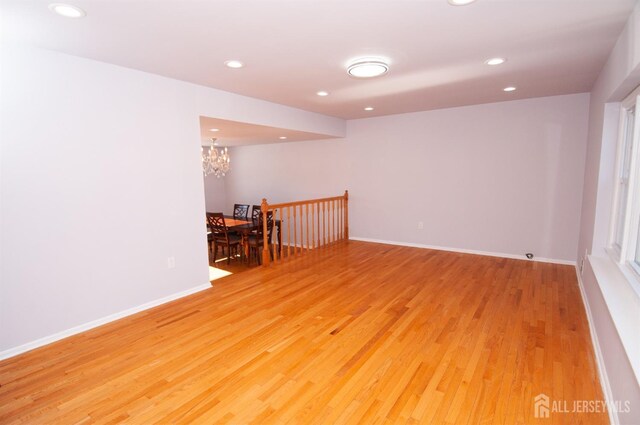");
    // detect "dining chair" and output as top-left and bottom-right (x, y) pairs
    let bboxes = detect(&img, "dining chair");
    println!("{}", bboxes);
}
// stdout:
(251, 204), (261, 223)
(247, 210), (274, 266)
(233, 204), (250, 221)
(206, 212), (243, 265)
